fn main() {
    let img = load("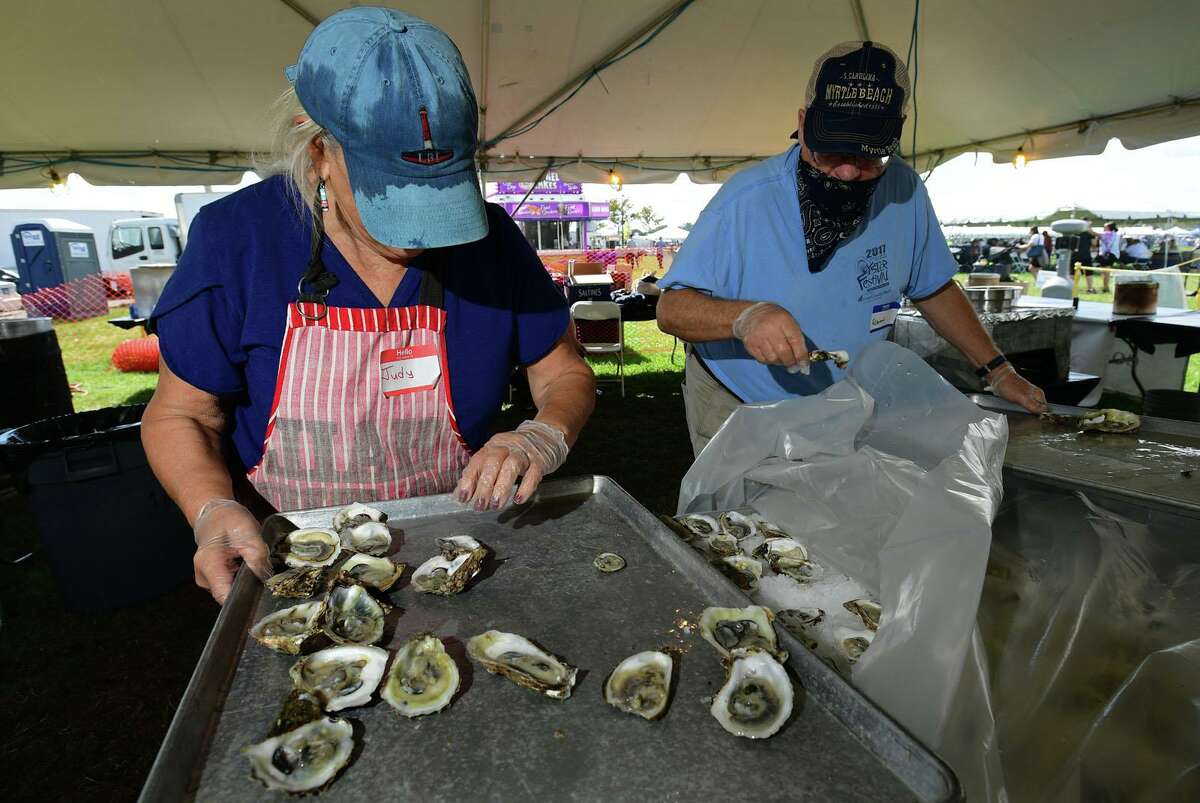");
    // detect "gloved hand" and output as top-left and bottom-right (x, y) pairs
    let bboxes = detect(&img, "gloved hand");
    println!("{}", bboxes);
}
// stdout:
(732, 302), (810, 372)
(456, 420), (570, 511)
(193, 498), (272, 605)
(989, 363), (1049, 414)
